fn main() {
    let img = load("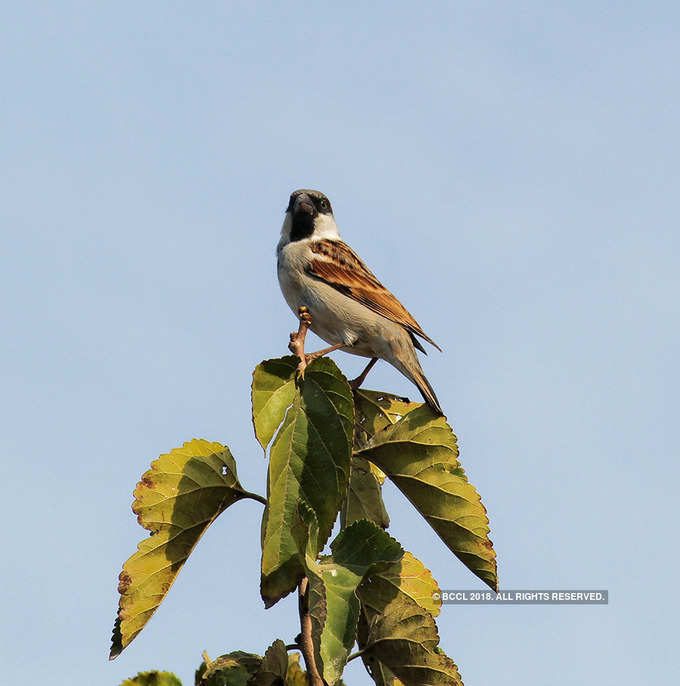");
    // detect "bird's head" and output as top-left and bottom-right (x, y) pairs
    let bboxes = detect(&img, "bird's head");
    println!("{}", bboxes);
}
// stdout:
(281, 189), (340, 243)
